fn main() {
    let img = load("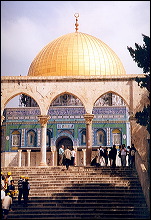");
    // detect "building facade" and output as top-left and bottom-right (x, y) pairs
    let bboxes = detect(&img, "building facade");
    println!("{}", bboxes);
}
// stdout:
(1, 15), (149, 167)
